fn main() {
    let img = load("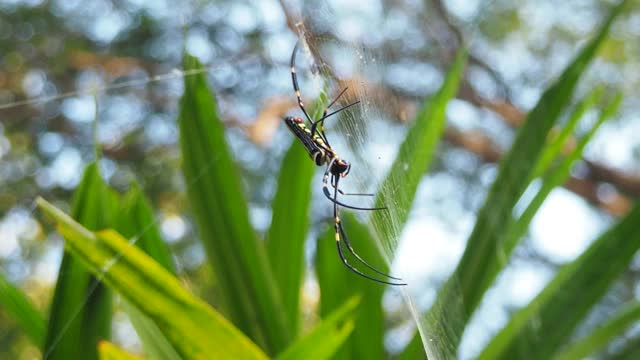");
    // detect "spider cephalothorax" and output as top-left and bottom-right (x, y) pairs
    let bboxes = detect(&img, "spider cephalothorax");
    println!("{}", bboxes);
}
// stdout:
(330, 158), (351, 176)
